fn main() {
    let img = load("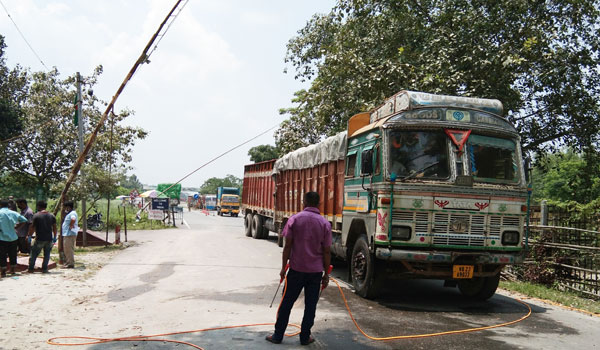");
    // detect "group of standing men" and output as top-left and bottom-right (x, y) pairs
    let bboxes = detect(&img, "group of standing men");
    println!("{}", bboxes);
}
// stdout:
(0, 198), (79, 277)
